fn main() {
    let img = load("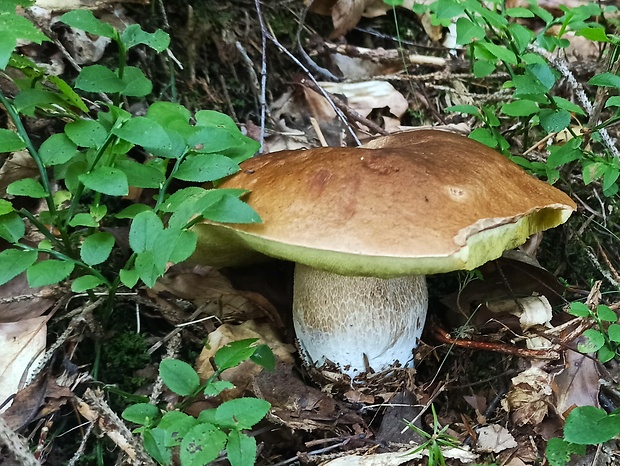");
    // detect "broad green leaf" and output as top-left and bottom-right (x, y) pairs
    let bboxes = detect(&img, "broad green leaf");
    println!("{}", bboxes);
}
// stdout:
(501, 100), (539, 117)
(195, 110), (239, 132)
(564, 407), (620, 445)
(79, 167), (129, 196)
(158, 411), (198, 447)
(473, 59), (496, 78)
(527, 63), (556, 90)
(112, 117), (171, 150)
(135, 250), (161, 287)
(119, 267), (139, 288)
(204, 380), (235, 397)
(13, 89), (66, 117)
(608, 323), (620, 343)
(433, 0), (465, 19)
(59, 10), (117, 38)
(122, 403), (161, 426)
(0, 212), (25, 242)
(568, 301), (590, 317)
(508, 23), (534, 53)
(155, 228), (197, 266)
(119, 66), (152, 97)
(545, 438), (586, 466)
(552, 96), (586, 116)
(539, 108), (571, 133)
(146, 102), (191, 127)
(116, 204), (151, 219)
(589, 72), (620, 88)
(174, 153), (239, 182)
(582, 161), (606, 185)
(455, 17), (485, 45)
(577, 329), (605, 353)
(143, 429), (171, 466)
(605, 96), (620, 108)
(597, 305), (616, 322)
(200, 192), (261, 224)
(65, 119), (107, 148)
(0, 129), (25, 152)
(598, 345), (616, 364)
(76, 65), (124, 93)
(180, 423), (227, 466)
(0, 249), (37, 285)
(159, 359), (200, 396)
(445, 105), (480, 117)
(71, 275), (104, 292)
(27, 259), (74, 287)
(158, 187), (206, 213)
(250, 344), (276, 371)
(0, 199), (13, 216)
(214, 338), (259, 371)
(115, 158), (165, 188)
(214, 398), (271, 430)
(39, 133), (78, 166)
(226, 430), (256, 466)
(576, 26), (609, 42)
(80, 232), (115, 265)
(121, 24), (170, 52)
(188, 126), (242, 154)
(547, 139), (583, 167)
(129, 210), (164, 253)
(506, 7), (534, 18)
(68, 213), (98, 227)
(482, 42), (517, 64)
(468, 128), (497, 148)
(47, 75), (89, 113)
(7, 179), (47, 198)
